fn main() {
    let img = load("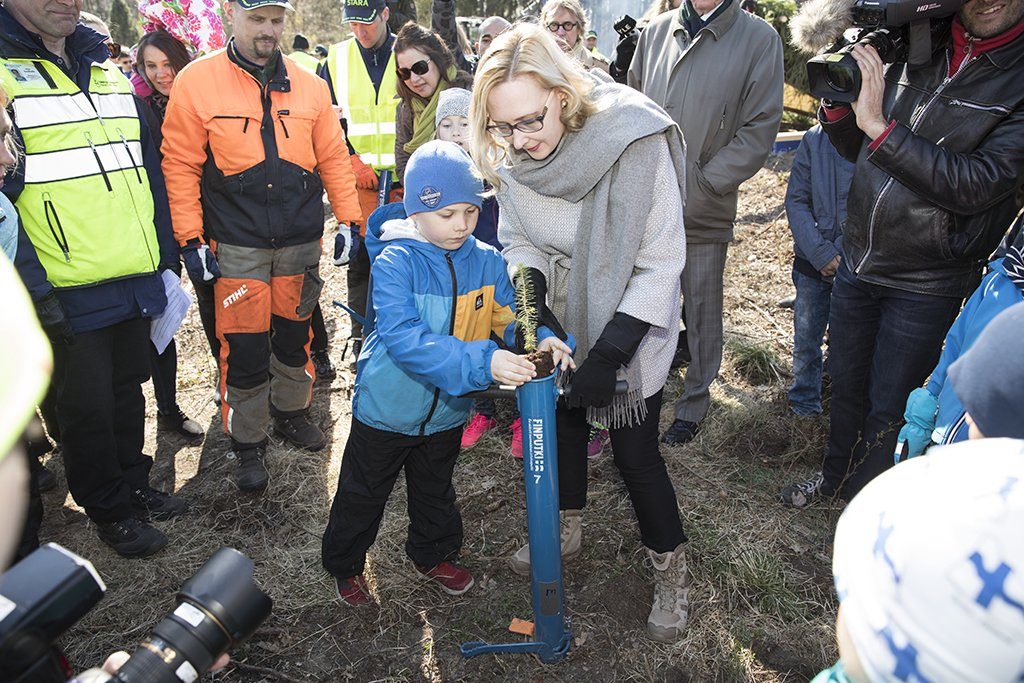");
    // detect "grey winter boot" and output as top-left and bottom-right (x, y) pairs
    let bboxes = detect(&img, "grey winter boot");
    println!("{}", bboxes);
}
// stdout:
(647, 543), (690, 643)
(509, 509), (582, 576)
